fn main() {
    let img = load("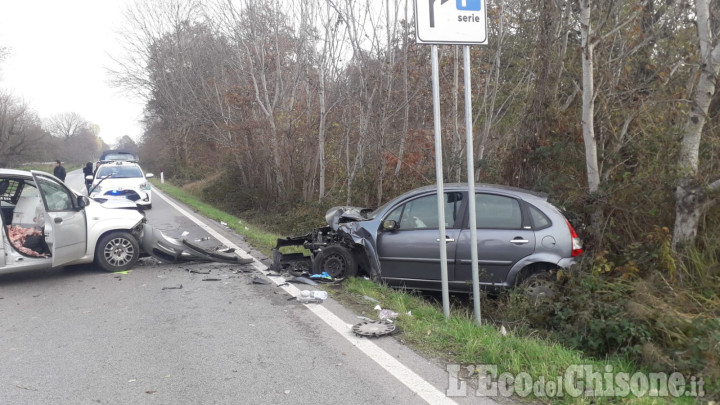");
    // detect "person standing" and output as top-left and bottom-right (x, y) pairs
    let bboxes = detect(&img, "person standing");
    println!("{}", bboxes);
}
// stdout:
(83, 162), (94, 192)
(53, 160), (67, 182)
